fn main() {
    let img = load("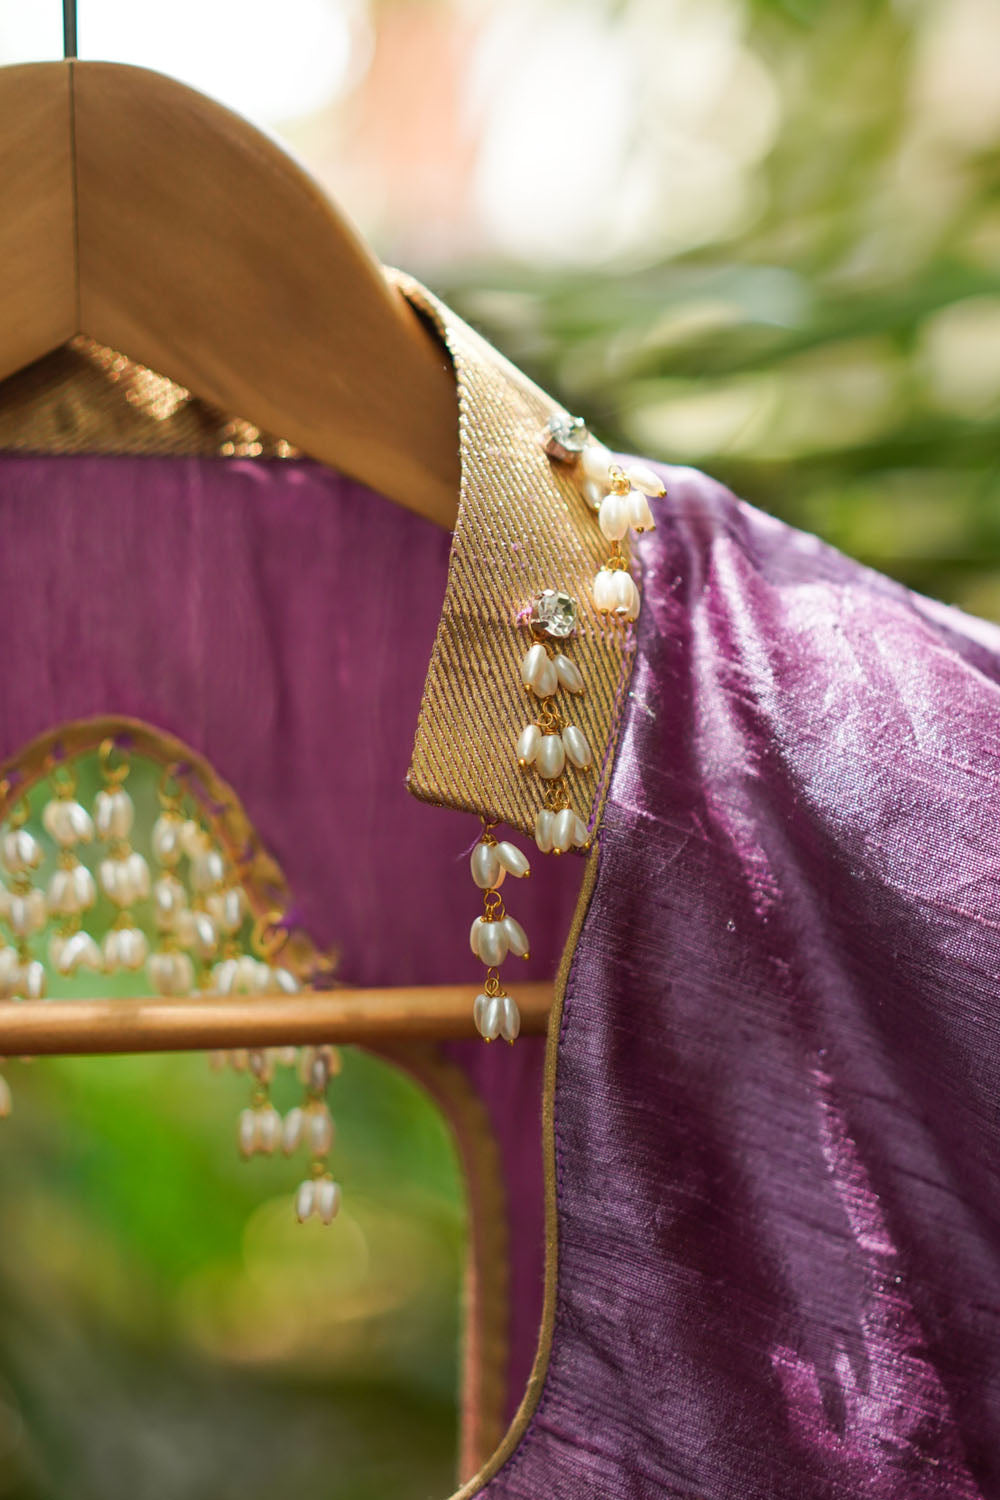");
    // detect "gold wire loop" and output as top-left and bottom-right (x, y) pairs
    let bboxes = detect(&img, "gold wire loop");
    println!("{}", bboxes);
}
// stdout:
(47, 761), (77, 799)
(251, 910), (289, 962)
(157, 764), (185, 812)
(98, 737), (131, 786)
